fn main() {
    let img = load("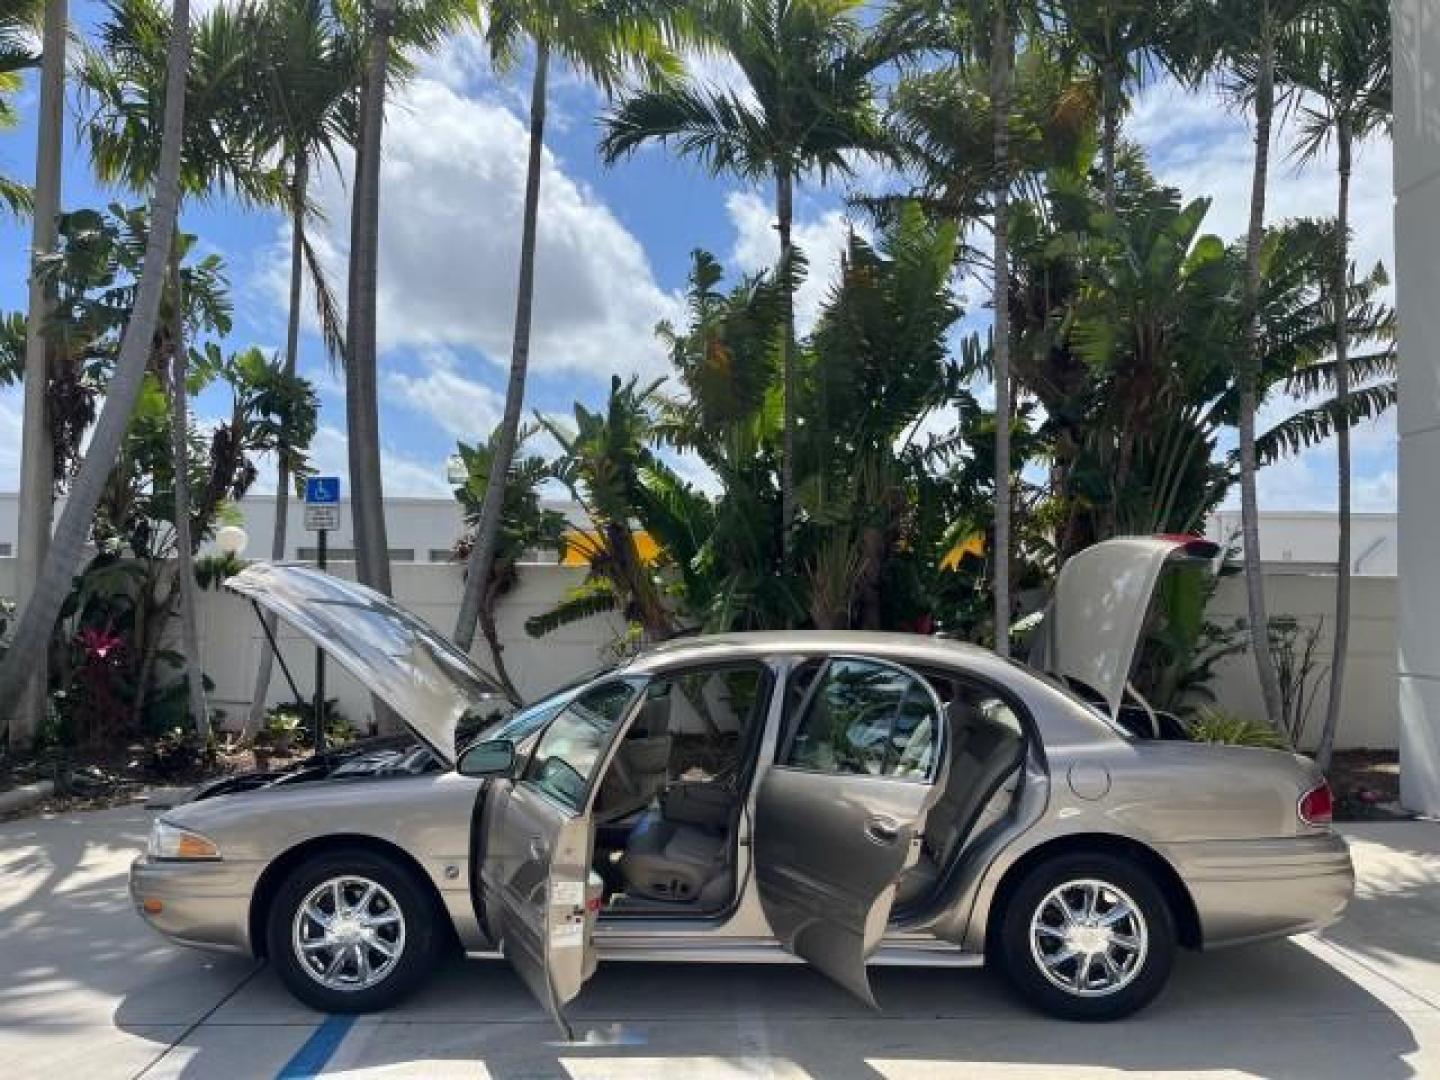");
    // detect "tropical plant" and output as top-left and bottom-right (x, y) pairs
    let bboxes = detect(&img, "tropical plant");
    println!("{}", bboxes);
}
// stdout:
(532, 375), (678, 642)
(452, 425), (570, 702)
(78, 0), (285, 733)
(1283, 0), (1391, 772)
(1268, 614), (1330, 749)
(600, 0), (893, 574)
(0, 0), (191, 740)
(1184, 705), (1288, 749)
(453, 0), (686, 655)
